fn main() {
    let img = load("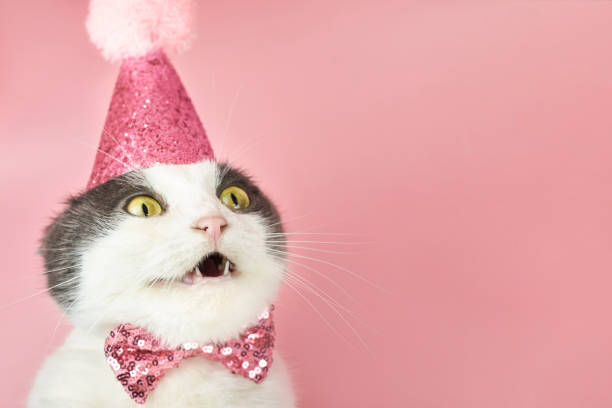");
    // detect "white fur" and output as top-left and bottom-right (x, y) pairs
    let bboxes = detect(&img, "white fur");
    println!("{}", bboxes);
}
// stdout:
(28, 160), (294, 407)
